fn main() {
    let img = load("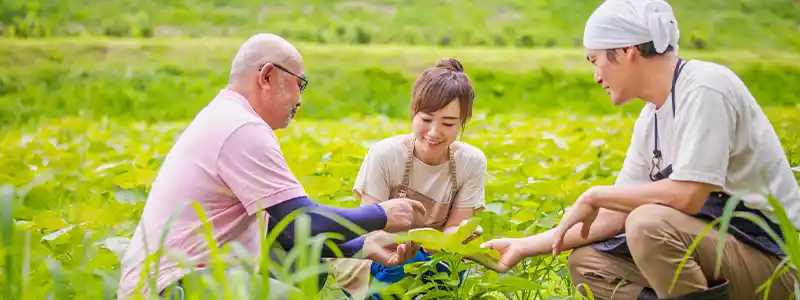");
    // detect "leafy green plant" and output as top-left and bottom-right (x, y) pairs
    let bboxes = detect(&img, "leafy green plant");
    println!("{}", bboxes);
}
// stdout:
(0, 107), (796, 299)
